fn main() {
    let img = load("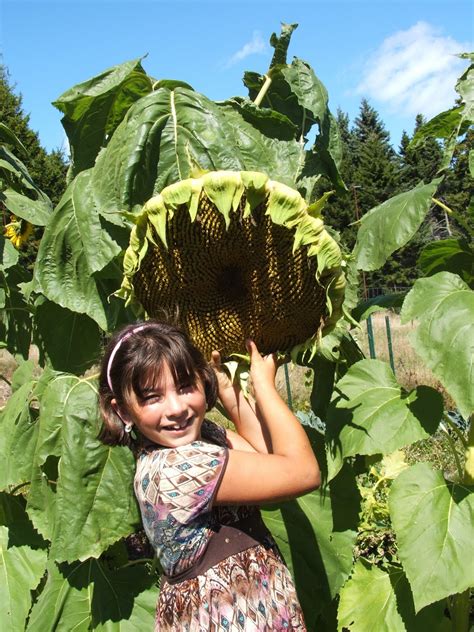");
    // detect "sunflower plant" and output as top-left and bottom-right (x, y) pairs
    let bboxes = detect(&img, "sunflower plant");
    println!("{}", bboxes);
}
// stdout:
(0, 25), (472, 632)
